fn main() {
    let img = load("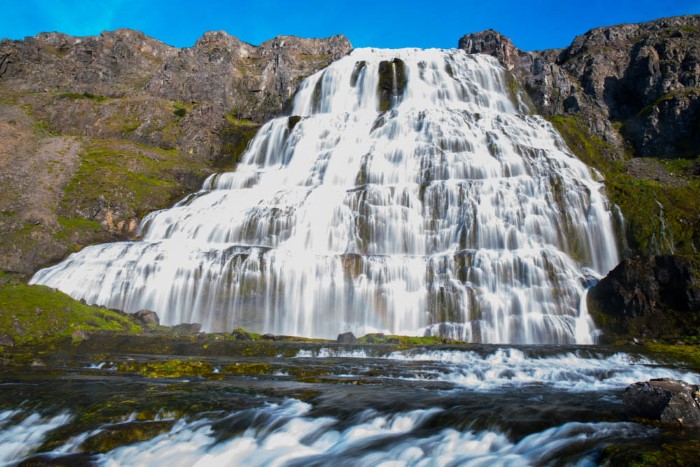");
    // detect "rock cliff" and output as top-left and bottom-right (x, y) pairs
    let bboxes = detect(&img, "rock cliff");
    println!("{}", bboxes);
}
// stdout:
(459, 15), (700, 159)
(587, 255), (700, 341)
(0, 29), (350, 275)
